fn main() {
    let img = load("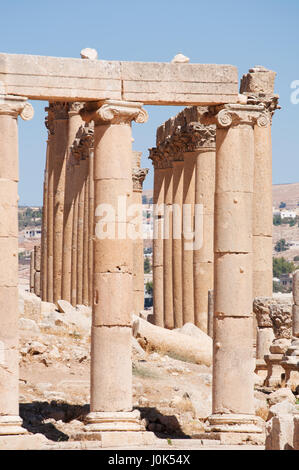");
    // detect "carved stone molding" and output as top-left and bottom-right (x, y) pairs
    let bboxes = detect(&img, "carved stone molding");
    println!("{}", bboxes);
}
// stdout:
(0, 95), (34, 121)
(149, 147), (172, 169)
(69, 102), (85, 115)
(70, 123), (94, 161)
(132, 167), (149, 192)
(48, 101), (70, 120)
(211, 103), (271, 129)
(81, 100), (148, 126)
